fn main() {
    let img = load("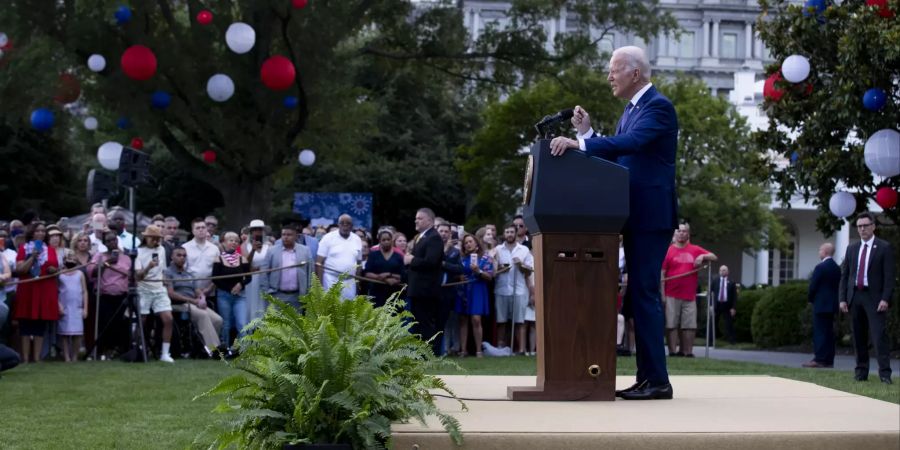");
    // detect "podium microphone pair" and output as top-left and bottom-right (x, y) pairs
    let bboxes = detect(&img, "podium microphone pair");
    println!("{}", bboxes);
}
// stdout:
(534, 108), (574, 138)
